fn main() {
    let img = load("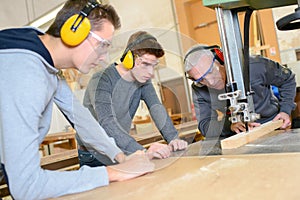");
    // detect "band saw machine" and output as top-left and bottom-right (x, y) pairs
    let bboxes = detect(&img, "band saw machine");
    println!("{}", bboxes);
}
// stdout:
(202, 0), (299, 130)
